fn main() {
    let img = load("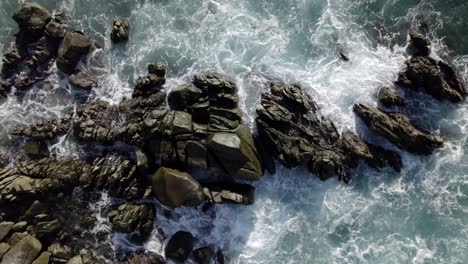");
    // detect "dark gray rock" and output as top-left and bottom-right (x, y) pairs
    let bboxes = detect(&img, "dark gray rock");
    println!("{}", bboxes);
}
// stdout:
(57, 32), (92, 74)
(69, 72), (96, 90)
(165, 231), (193, 262)
(354, 104), (444, 155)
(13, 3), (51, 39)
(408, 27), (430, 56)
(1, 235), (42, 264)
(377, 87), (405, 107)
(108, 203), (155, 243)
(111, 19), (130, 43)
